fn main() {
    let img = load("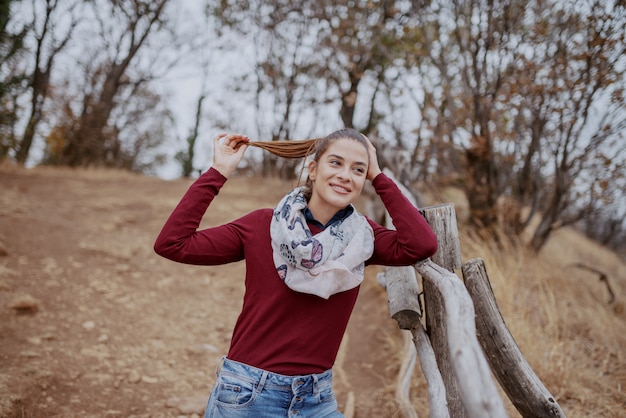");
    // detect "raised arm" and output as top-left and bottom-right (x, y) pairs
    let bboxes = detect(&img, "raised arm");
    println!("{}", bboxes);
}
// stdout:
(367, 173), (438, 266)
(153, 133), (251, 265)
